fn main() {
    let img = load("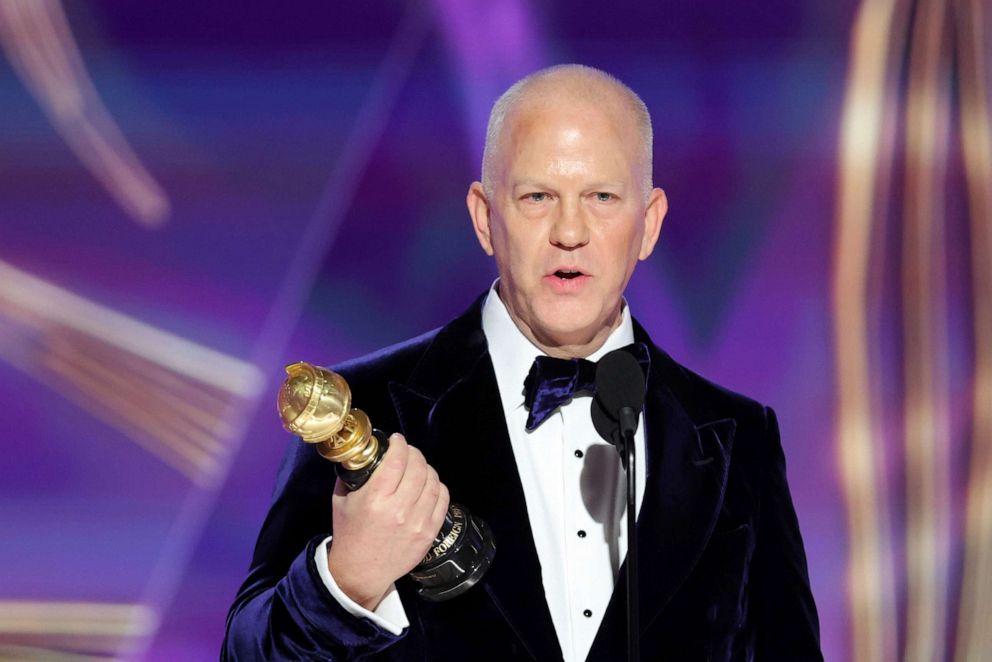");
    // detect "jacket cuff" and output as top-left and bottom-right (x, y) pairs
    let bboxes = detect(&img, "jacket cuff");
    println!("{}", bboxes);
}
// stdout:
(275, 536), (408, 652)
(313, 535), (410, 635)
